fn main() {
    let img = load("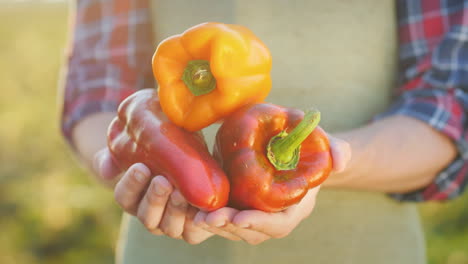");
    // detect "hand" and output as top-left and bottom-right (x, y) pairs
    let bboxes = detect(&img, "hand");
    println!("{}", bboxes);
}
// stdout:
(194, 135), (351, 245)
(193, 186), (319, 245)
(93, 148), (215, 244)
